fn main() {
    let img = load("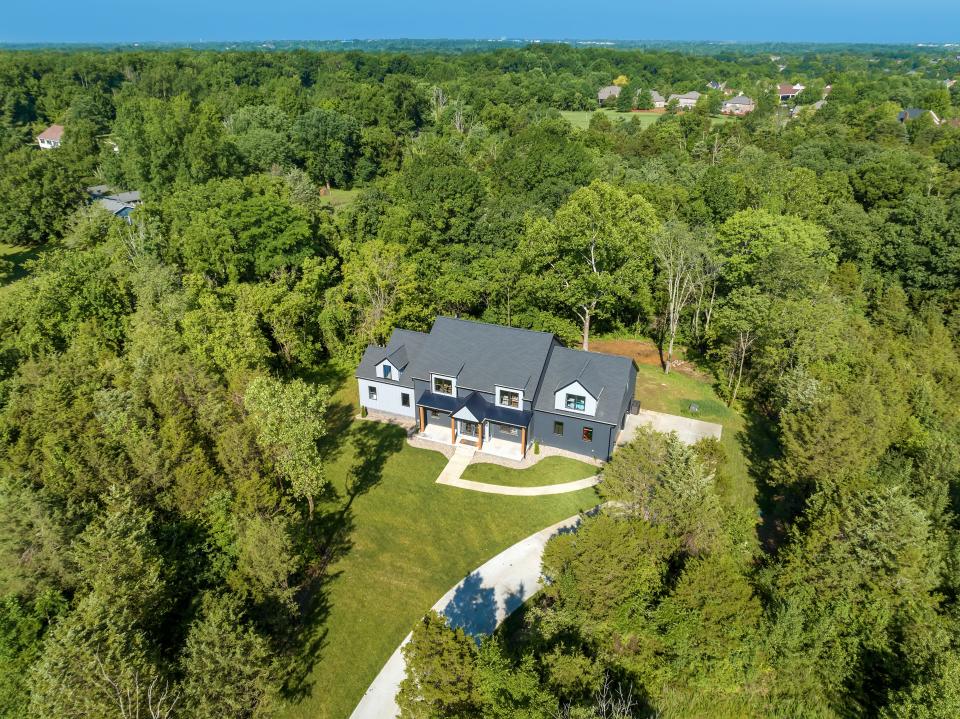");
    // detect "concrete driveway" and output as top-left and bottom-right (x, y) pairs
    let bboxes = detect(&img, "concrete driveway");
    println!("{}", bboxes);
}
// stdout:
(618, 409), (722, 447)
(349, 513), (583, 719)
